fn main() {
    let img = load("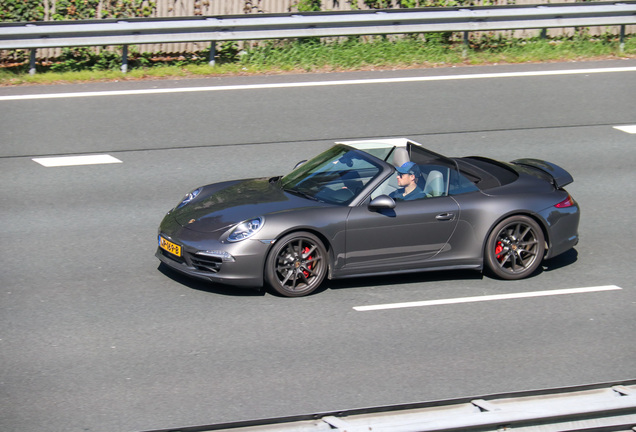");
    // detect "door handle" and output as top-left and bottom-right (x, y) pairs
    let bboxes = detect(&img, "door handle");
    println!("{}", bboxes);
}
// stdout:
(436, 213), (455, 221)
